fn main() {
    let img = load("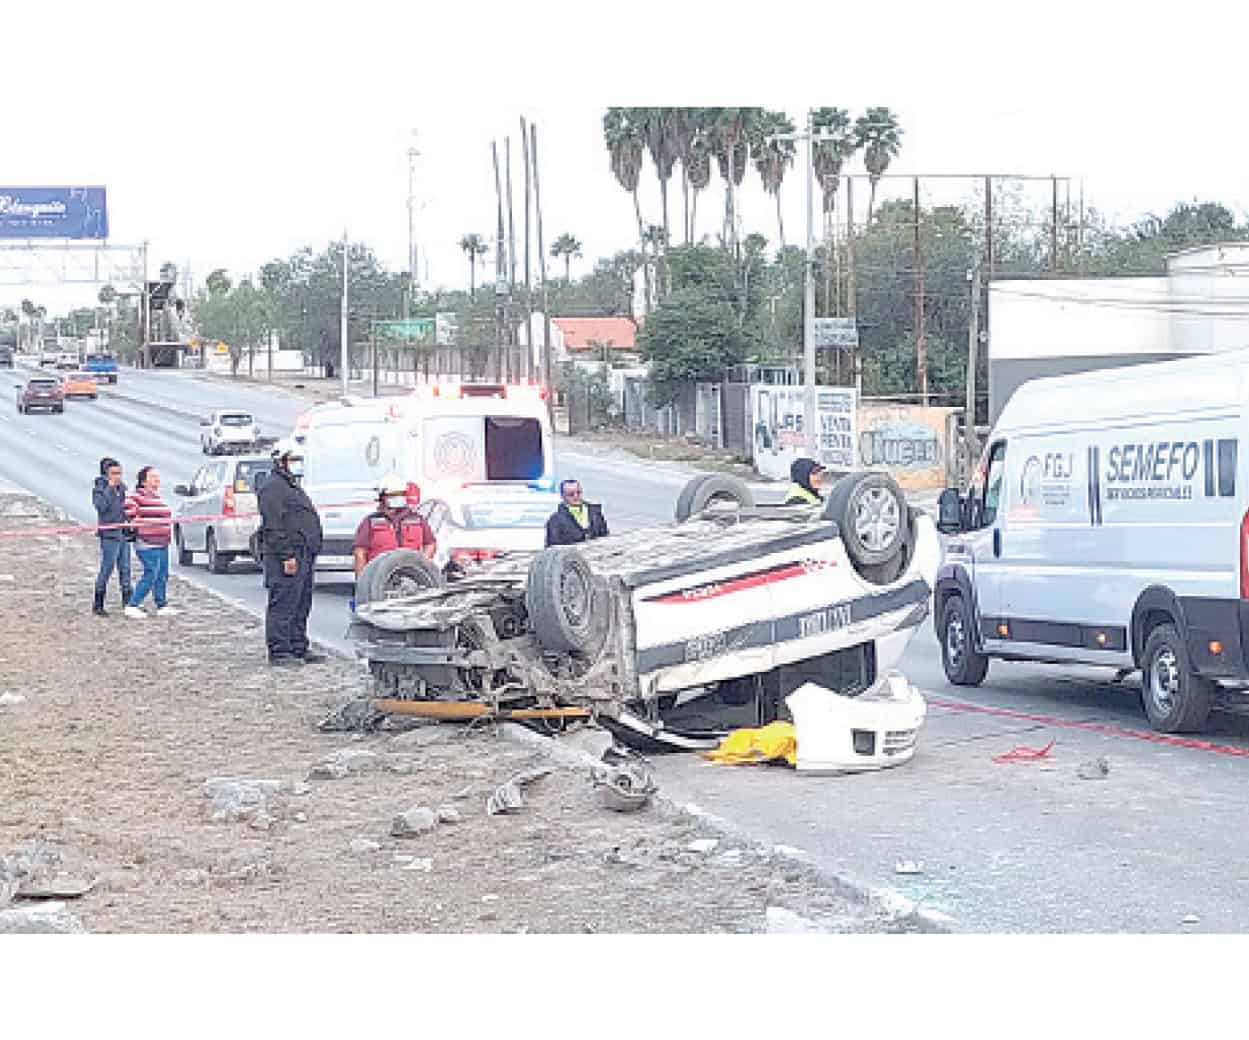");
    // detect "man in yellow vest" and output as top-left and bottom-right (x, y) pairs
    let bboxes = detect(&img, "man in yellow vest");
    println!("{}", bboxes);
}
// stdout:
(545, 478), (610, 546)
(783, 458), (827, 506)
